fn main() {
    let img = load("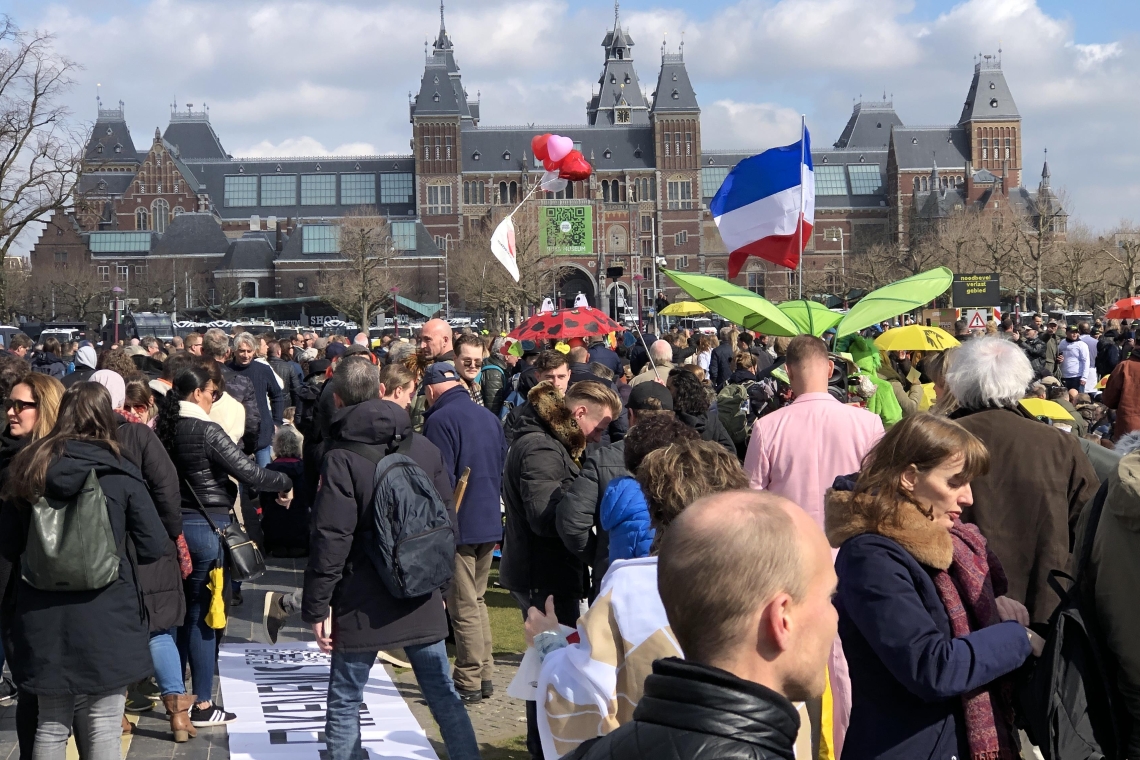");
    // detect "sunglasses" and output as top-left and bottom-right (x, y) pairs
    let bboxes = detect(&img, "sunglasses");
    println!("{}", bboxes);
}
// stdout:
(459, 358), (483, 367)
(5, 398), (38, 414)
